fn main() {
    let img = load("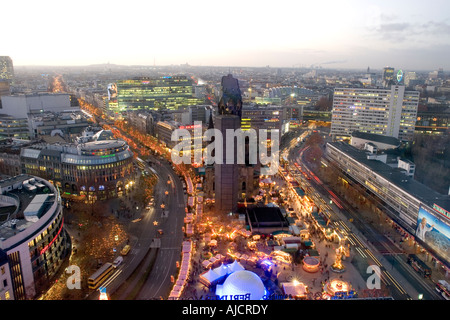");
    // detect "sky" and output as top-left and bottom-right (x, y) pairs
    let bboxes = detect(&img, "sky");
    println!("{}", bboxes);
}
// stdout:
(2, 0), (450, 71)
